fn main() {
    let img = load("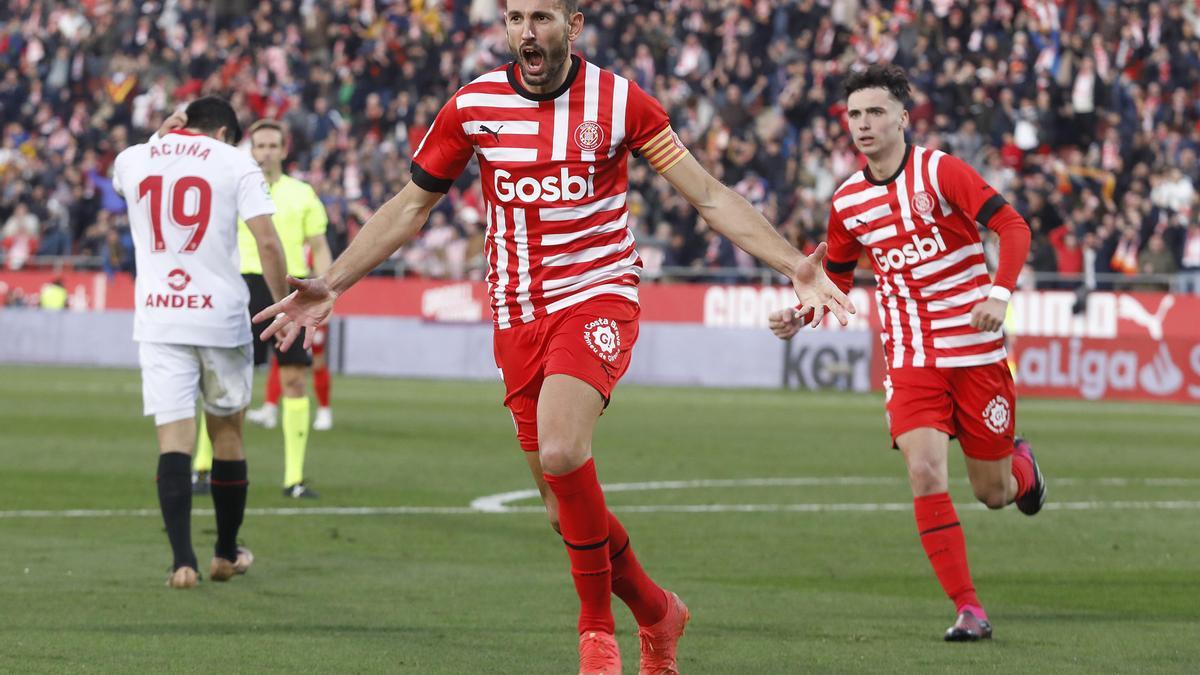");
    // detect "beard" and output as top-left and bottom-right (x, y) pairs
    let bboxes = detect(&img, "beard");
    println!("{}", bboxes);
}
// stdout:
(512, 33), (570, 89)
